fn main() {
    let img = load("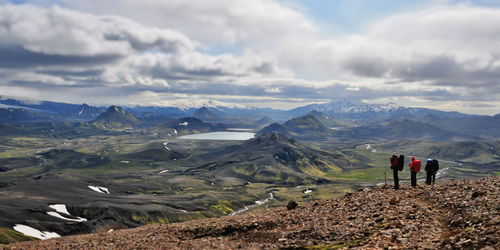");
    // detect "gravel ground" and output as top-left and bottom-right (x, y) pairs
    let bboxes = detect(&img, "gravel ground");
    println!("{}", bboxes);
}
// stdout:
(4, 177), (499, 249)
